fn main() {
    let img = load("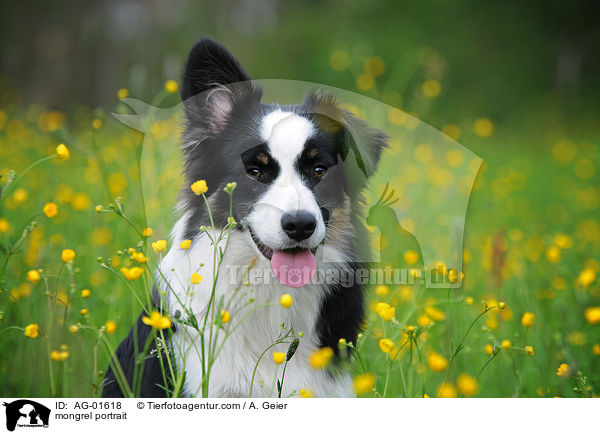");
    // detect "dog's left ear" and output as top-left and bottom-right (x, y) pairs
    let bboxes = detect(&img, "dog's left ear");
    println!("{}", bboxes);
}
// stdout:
(181, 38), (257, 132)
